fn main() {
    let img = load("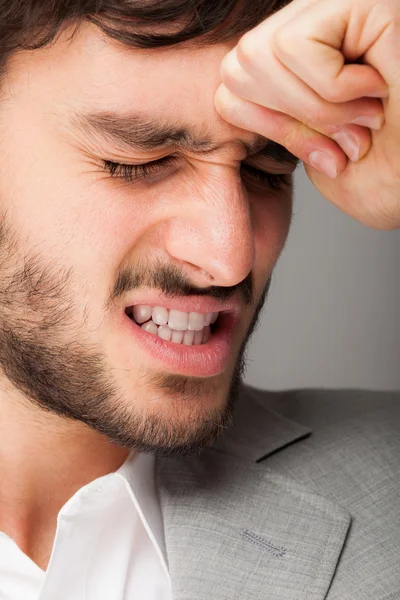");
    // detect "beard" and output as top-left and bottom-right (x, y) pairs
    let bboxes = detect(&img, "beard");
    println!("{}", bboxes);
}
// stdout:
(0, 212), (270, 456)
